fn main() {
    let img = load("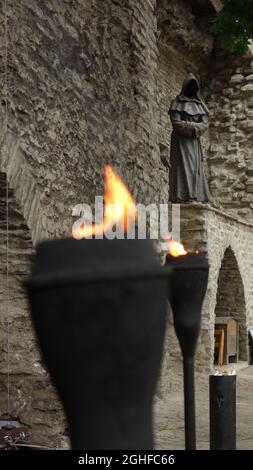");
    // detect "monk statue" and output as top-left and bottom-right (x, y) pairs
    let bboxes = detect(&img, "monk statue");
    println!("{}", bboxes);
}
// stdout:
(168, 73), (209, 203)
